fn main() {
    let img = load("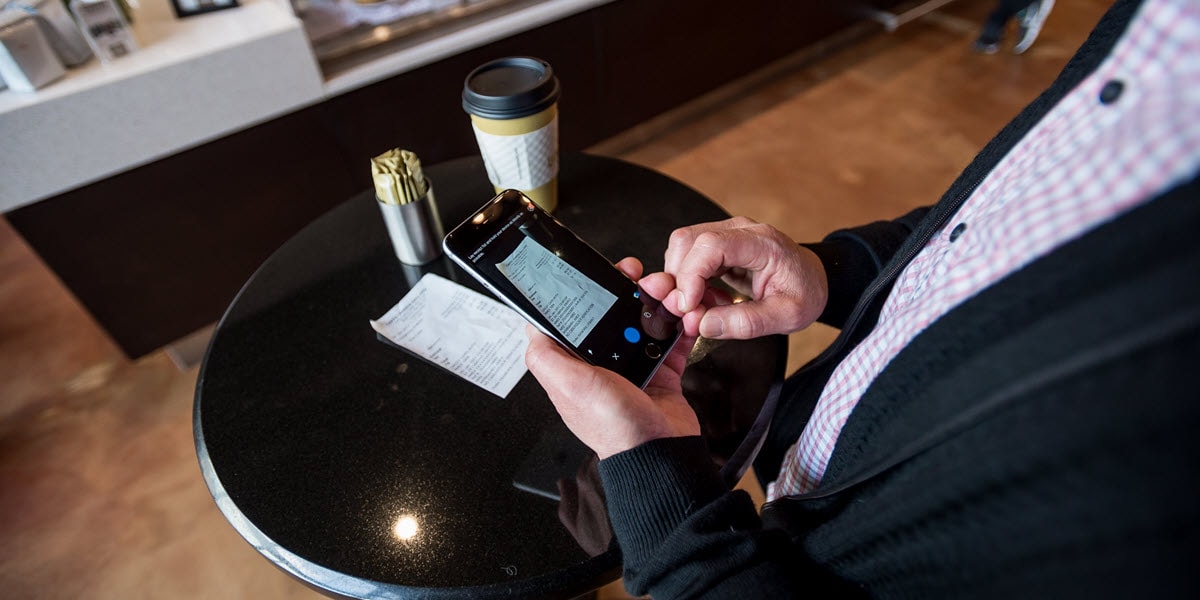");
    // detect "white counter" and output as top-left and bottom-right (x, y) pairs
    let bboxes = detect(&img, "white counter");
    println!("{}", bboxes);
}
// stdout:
(0, 0), (610, 213)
